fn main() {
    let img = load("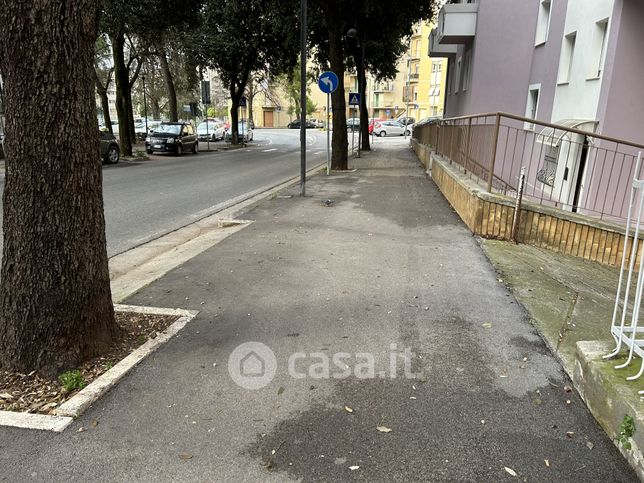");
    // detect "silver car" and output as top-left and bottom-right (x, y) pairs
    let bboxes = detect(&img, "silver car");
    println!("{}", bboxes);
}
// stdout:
(197, 120), (226, 141)
(224, 122), (254, 142)
(373, 120), (411, 137)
